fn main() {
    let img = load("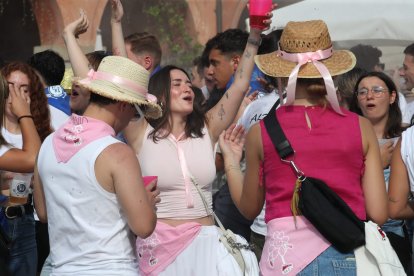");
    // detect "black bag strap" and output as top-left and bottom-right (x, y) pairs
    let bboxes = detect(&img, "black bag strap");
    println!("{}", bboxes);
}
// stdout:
(263, 100), (294, 159)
